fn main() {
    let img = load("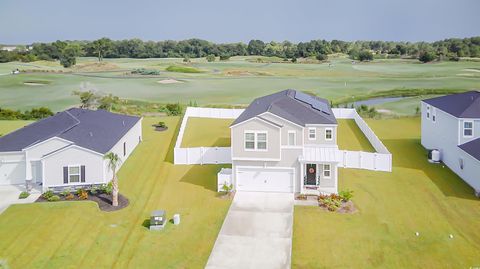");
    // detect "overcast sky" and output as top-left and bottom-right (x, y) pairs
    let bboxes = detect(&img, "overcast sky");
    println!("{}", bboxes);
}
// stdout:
(1, 0), (479, 44)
